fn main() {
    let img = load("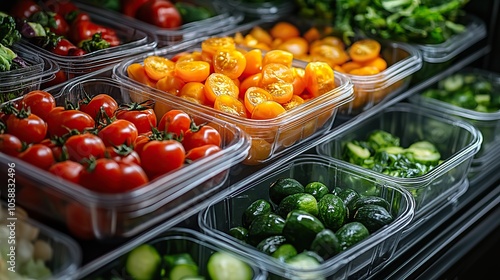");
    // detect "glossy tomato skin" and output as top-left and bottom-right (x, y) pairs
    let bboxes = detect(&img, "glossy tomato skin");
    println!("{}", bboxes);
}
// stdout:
(17, 144), (55, 170)
(185, 144), (221, 162)
(105, 145), (141, 165)
(48, 160), (83, 184)
(0, 134), (23, 156)
(51, 38), (78, 56)
(6, 112), (47, 144)
(64, 133), (106, 162)
(182, 124), (221, 153)
(69, 20), (120, 46)
(46, 107), (95, 138)
(140, 140), (185, 179)
(20, 90), (56, 121)
(98, 119), (139, 147)
(157, 109), (191, 137)
(122, 0), (150, 17)
(115, 104), (157, 134)
(9, 0), (41, 19)
(136, 0), (182, 28)
(40, 138), (67, 162)
(79, 93), (119, 121)
(50, 12), (70, 36)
